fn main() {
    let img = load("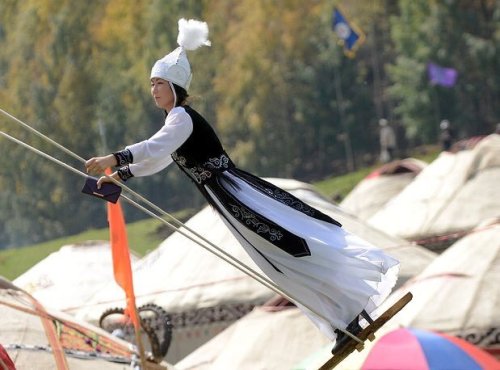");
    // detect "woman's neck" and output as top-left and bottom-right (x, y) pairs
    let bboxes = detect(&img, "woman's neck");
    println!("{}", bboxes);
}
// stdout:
(165, 103), (186, 114)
